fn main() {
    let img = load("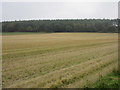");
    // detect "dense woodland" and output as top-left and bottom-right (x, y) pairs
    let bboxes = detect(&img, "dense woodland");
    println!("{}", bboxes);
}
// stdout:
(2, 19), (118, 33)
